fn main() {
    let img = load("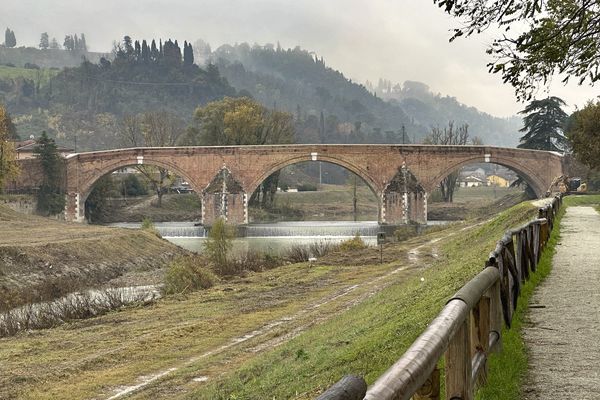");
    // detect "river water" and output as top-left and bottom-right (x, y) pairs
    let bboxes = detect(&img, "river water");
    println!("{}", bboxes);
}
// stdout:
(113, 221), (380, 255)
(112, 220), (447, 255)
